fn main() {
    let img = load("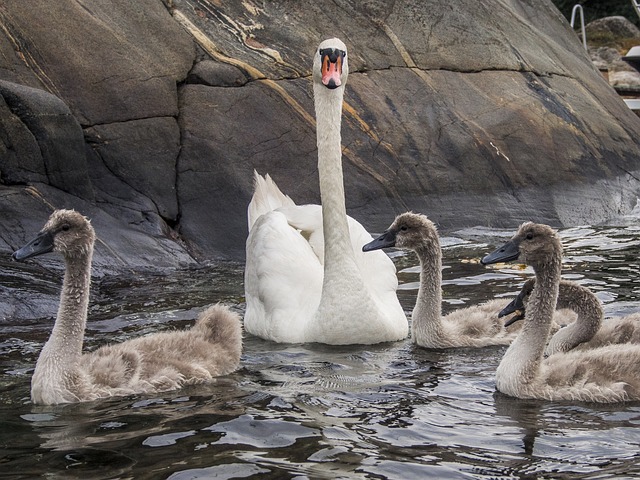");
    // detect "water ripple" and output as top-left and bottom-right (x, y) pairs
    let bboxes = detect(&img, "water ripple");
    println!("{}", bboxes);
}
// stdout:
(1, 225), (640, 478)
